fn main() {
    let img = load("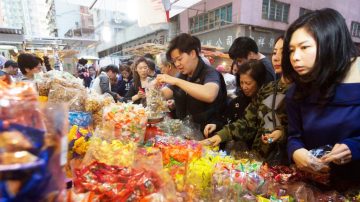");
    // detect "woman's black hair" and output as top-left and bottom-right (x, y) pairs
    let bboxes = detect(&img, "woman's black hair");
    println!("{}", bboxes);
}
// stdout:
(119, 64), (133, 80)
(237, 59), (267, 95)
(146, 58), (156, 71)
(282, 8), (358, 102)
(274, 35), (284, 47)
(133, 57), (149, 89)
(231, 61), (240, 87)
